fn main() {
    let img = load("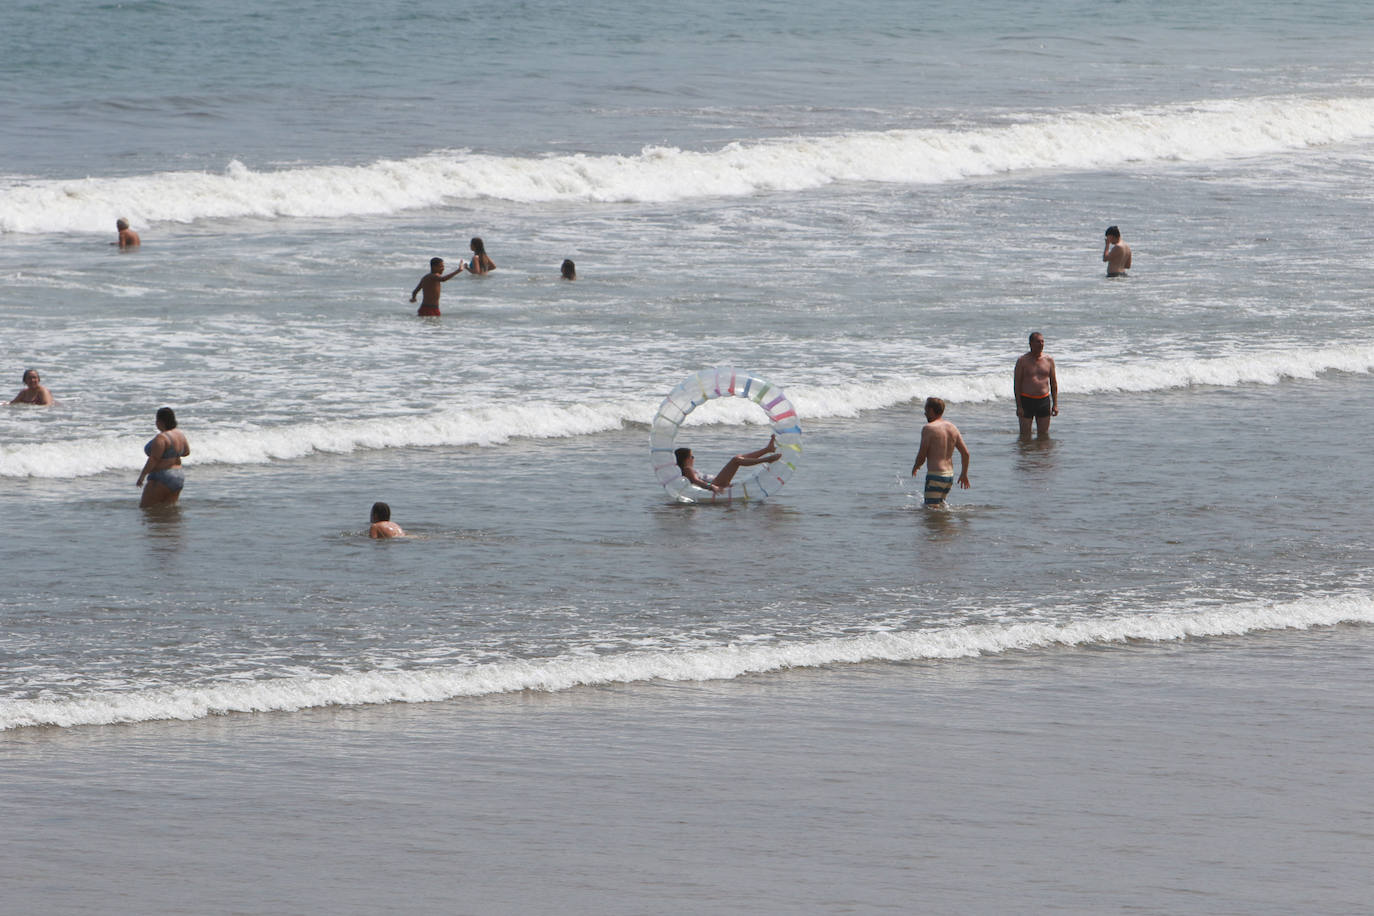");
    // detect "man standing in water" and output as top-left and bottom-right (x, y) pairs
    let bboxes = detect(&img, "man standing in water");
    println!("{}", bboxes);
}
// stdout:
(1103, 225), (1131, 277)
(1014, 332), (1058, 438)
(9, 369), (54, 405)
(911, 397), (970, 507)
(410, 257), (464, 317)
